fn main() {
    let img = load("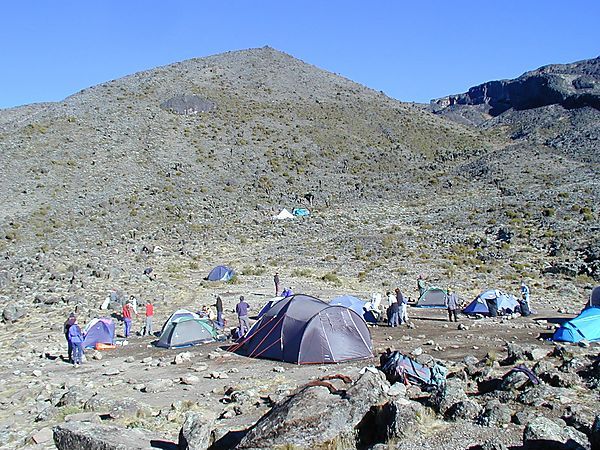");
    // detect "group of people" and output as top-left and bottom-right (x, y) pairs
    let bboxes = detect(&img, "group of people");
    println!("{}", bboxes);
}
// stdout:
(121, 297), (154, 337)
